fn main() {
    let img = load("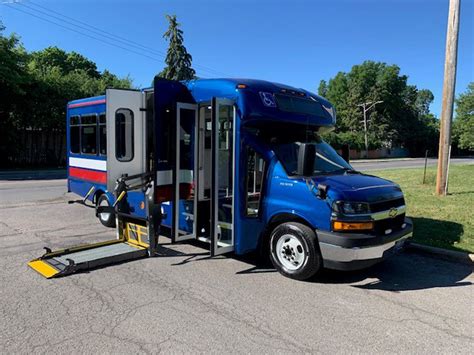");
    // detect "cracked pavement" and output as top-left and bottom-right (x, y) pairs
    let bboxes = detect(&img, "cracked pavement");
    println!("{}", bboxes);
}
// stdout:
(0, 179), (473, 353)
